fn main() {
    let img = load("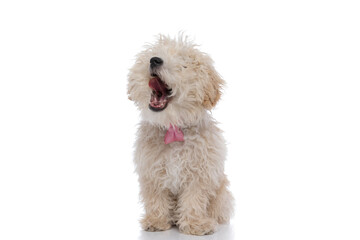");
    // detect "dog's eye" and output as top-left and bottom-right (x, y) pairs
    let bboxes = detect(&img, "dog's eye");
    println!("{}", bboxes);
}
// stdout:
(182, 66), (187, 68)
